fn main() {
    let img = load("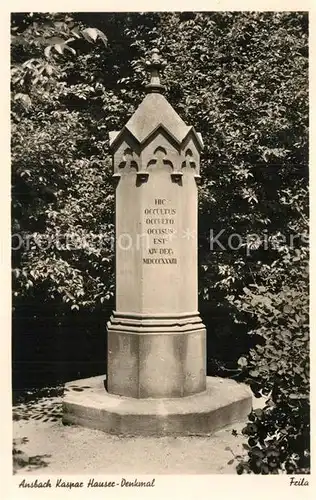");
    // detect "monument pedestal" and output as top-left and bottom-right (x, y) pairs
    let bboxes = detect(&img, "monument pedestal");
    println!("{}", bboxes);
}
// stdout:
(63, 375), (252, 436)
(107, 312), (206, 398)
